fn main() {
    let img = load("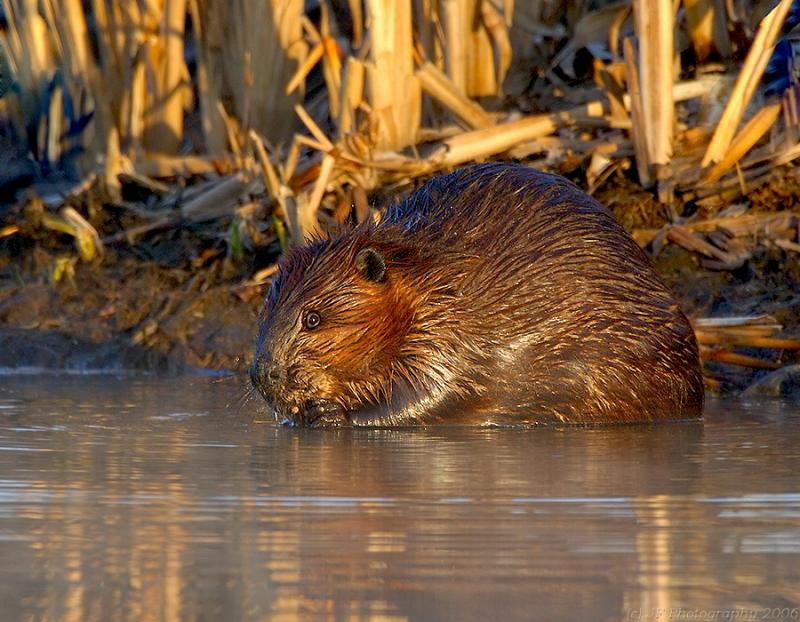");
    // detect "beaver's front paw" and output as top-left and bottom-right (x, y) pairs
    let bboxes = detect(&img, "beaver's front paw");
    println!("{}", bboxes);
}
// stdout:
(302, 399), (347, 428)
